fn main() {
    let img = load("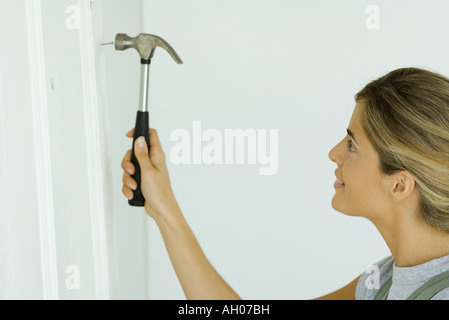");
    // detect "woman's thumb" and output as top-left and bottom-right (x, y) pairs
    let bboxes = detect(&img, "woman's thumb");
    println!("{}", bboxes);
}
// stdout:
(134, 136), (154, 172)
